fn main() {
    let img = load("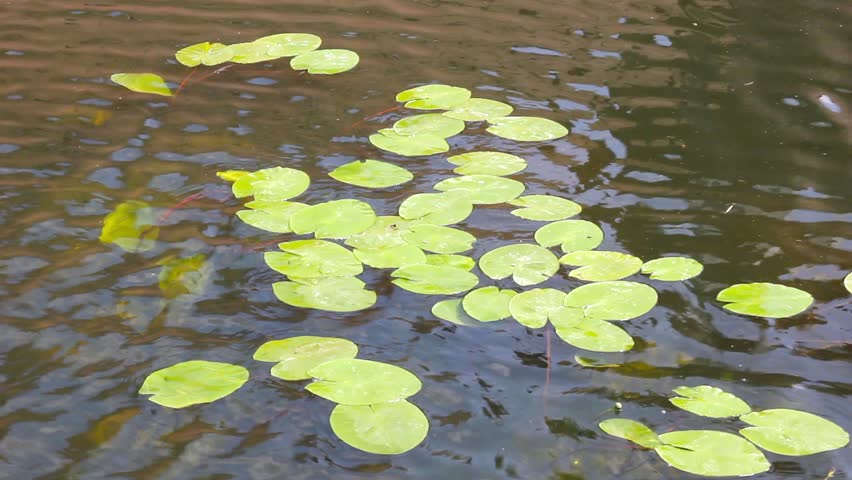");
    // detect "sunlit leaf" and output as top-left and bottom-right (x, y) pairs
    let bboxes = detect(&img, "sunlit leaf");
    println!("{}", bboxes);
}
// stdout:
(669, 386), (751, 418)
(716, 283), (814, 318)
(424, 254), (475, 271)
(369, 129), (450, 157)
(509, 195), (581, 222)
(236, 201), (308, 233)
(655, 430), (770, 477)
(306, 358), (422, 405)
(433, 174), (525, 205)
(344, 216), (418, 250)
(462, 287), (517, 322)
(273, 277), (376, 312)
(432, 299), (478, 326)
(446, 151), (527, 176)
(443, 98), (513, 121)
(216, 170), (249, 182)
(330, 401), (429, 455)
(228, 41), (280, 64)
(562, 281), (657, 321)
(256, 32), (322, 57)
(393, 113), (465, 138)
(739, 409), (849, 456)
(398, 192), (473, 225)
(508, 288), (567, 328)
(100, 200), (159, 252)
(574, 355), (620, 368)
(486, 116), (568, 141)
(253, 336), (358, 381)
(139, 360), (249, 408)
(479, 244), (559, 286)
(232, 167), (310, 201)
(391, 265), (479, 295)
(157, 254), (211, 298)
(401, 224), (475, 254)
(599, 419), (662, 449)
(290, 199), (377, 239)
(110, 73), (172, 97)
(845, 272), (852, 294)
(534, 220), (603, 252)
(354, 244), (426, 269)
(641, 257), (703, 281)
(550, 307), (634, 352)
(560, 251), (643, 282)
(264, 239), (362, 278)
(396, 84), (471, 110)
(175, 42), (233, 67)
(290, 49), (359, 74)
(329, 160), (413, 188)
